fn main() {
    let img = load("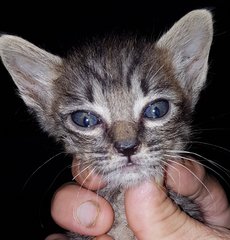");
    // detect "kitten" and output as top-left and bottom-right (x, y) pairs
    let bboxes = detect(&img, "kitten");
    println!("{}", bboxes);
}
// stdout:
(0, 9), (213, 240)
